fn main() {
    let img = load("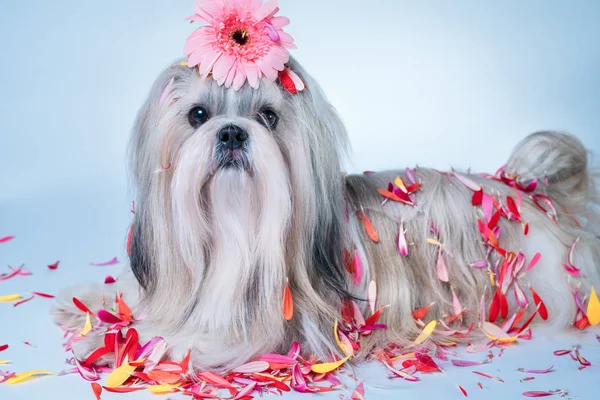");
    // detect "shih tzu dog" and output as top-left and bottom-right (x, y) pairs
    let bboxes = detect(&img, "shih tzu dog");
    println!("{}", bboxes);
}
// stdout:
(52, 0), (600, 372)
